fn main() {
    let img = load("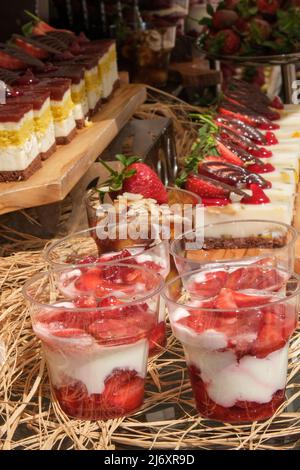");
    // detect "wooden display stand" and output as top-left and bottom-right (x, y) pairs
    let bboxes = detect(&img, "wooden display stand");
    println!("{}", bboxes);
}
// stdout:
(0, 83), (146, 216)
